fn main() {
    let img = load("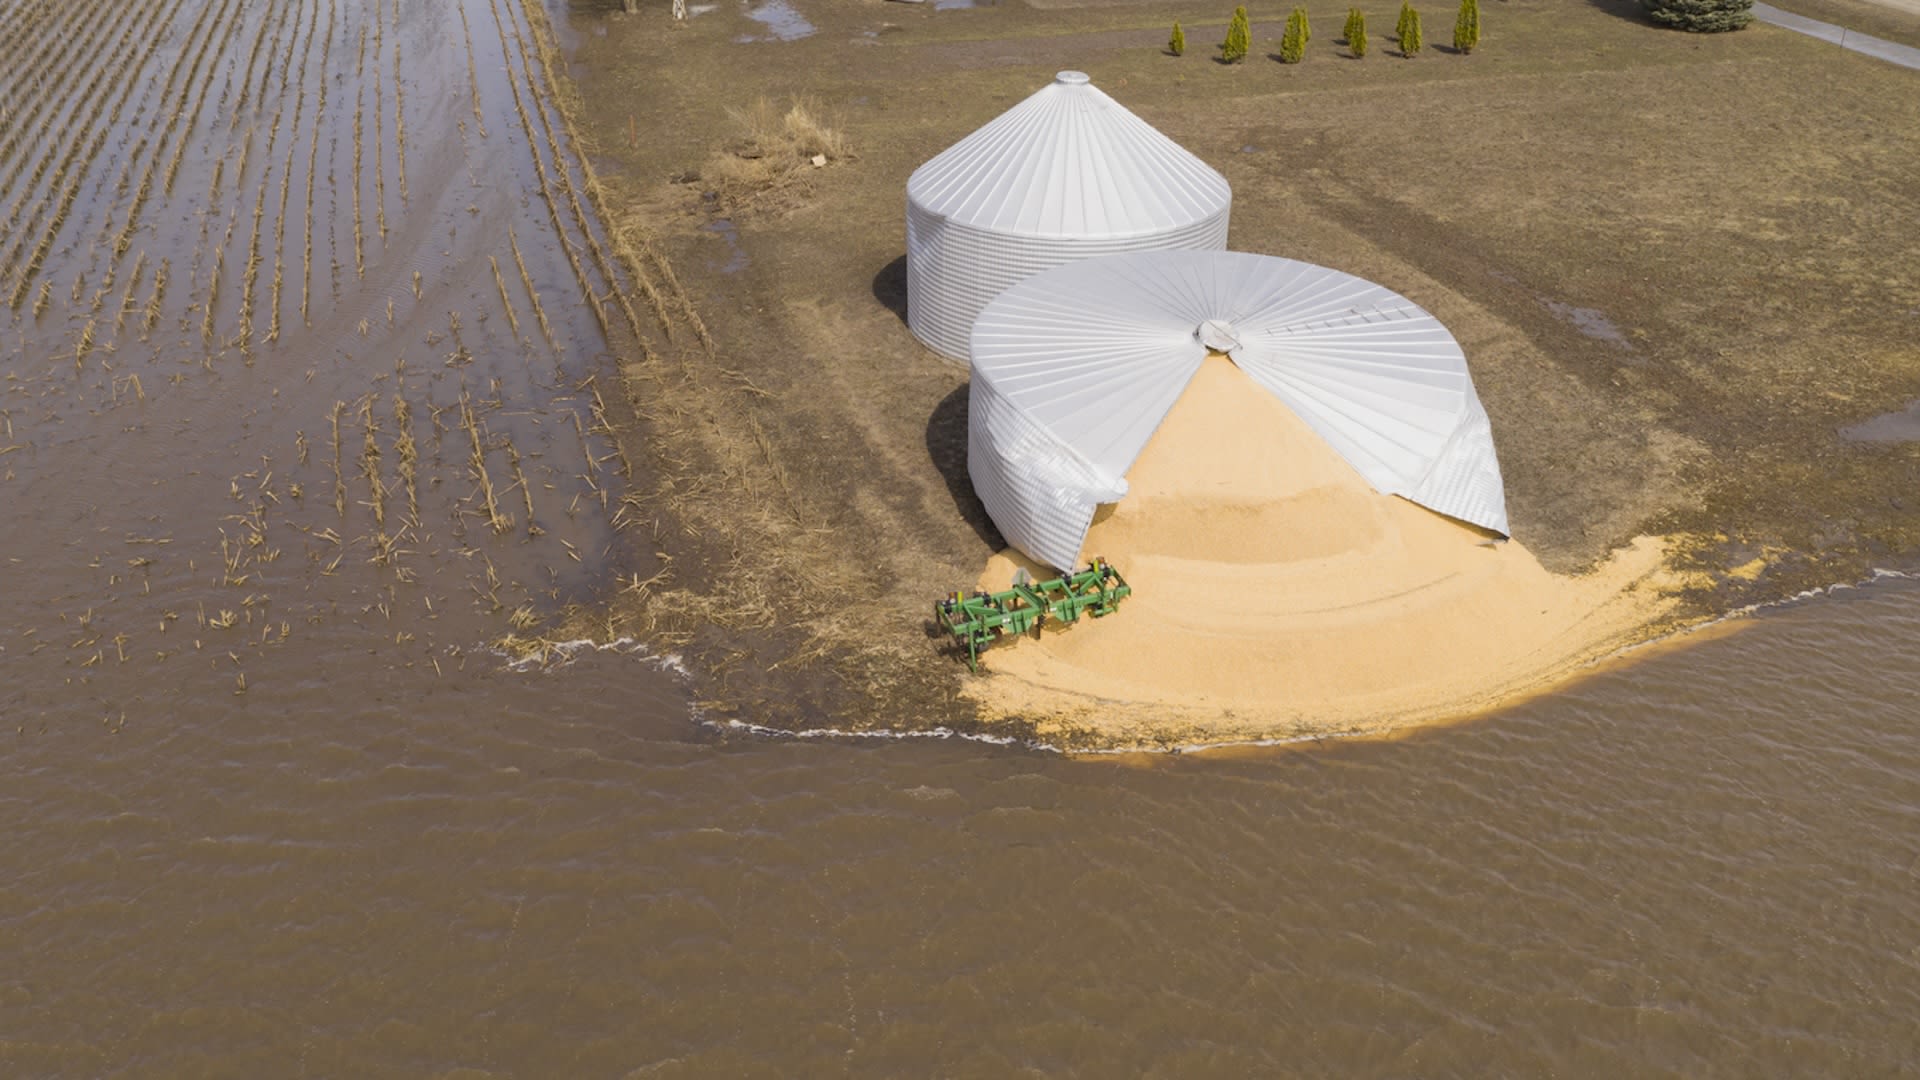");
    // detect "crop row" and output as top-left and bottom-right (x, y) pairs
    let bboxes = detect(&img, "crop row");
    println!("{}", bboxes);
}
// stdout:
(104, 0), (249, 267)
(391, 0), (408, 203)
(0, 0), (129, 171)
(264, 0), (328, 344)
(302, 0), (340, 327)
(484, 0), (617, 351)
(519, 0), (712, 353)
(0, 0), (59, 67)
(159, 0), (256, 198)
(0, 2), (186, 306)
(0, 2), (161, 221)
